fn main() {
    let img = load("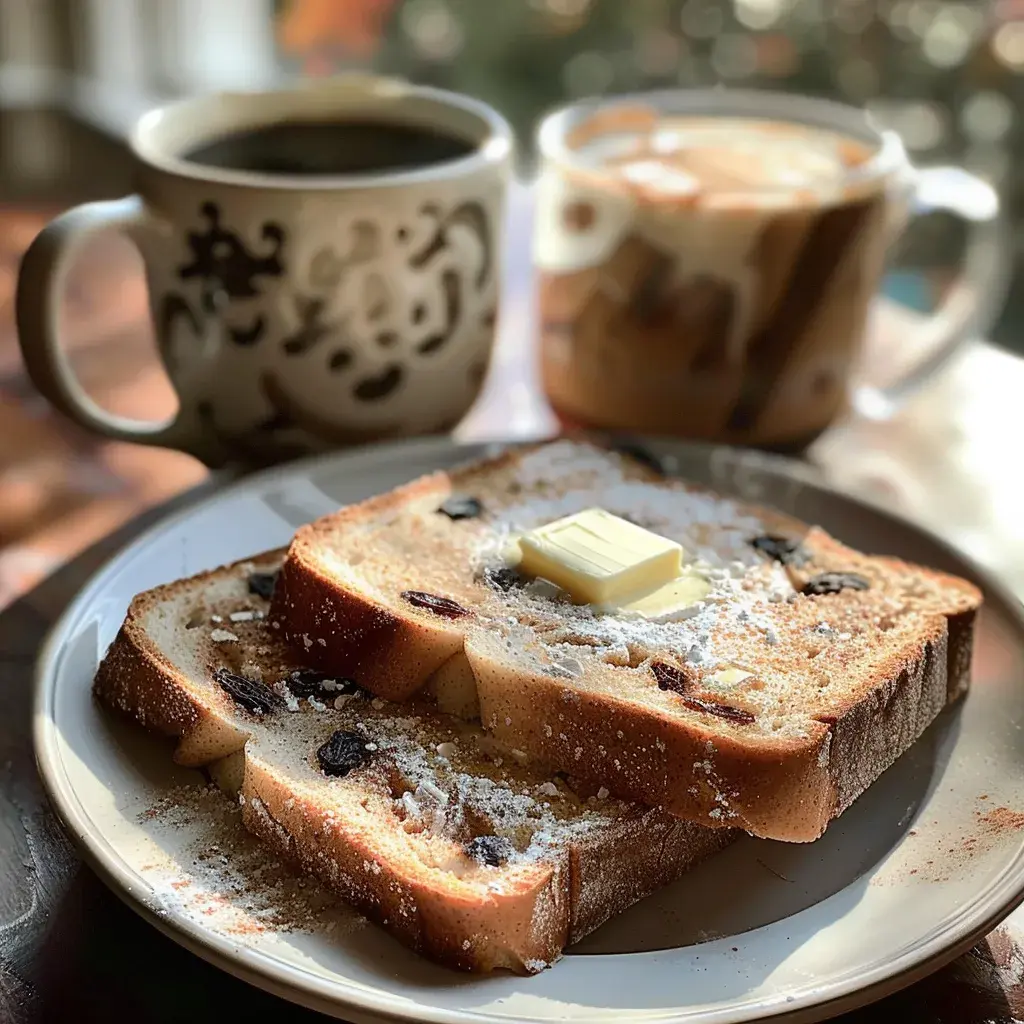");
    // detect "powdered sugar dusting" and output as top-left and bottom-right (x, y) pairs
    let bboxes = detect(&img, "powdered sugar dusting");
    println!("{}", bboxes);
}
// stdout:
(465, 446), (800, 682)
(514, 440), (624, 490)
(254, 698), (643, 870)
